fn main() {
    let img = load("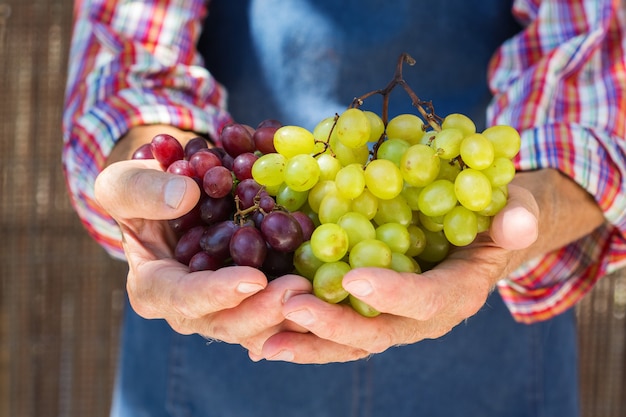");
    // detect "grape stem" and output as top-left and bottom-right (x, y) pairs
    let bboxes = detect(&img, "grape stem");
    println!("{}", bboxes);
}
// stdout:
(350, 52), (443, 131)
